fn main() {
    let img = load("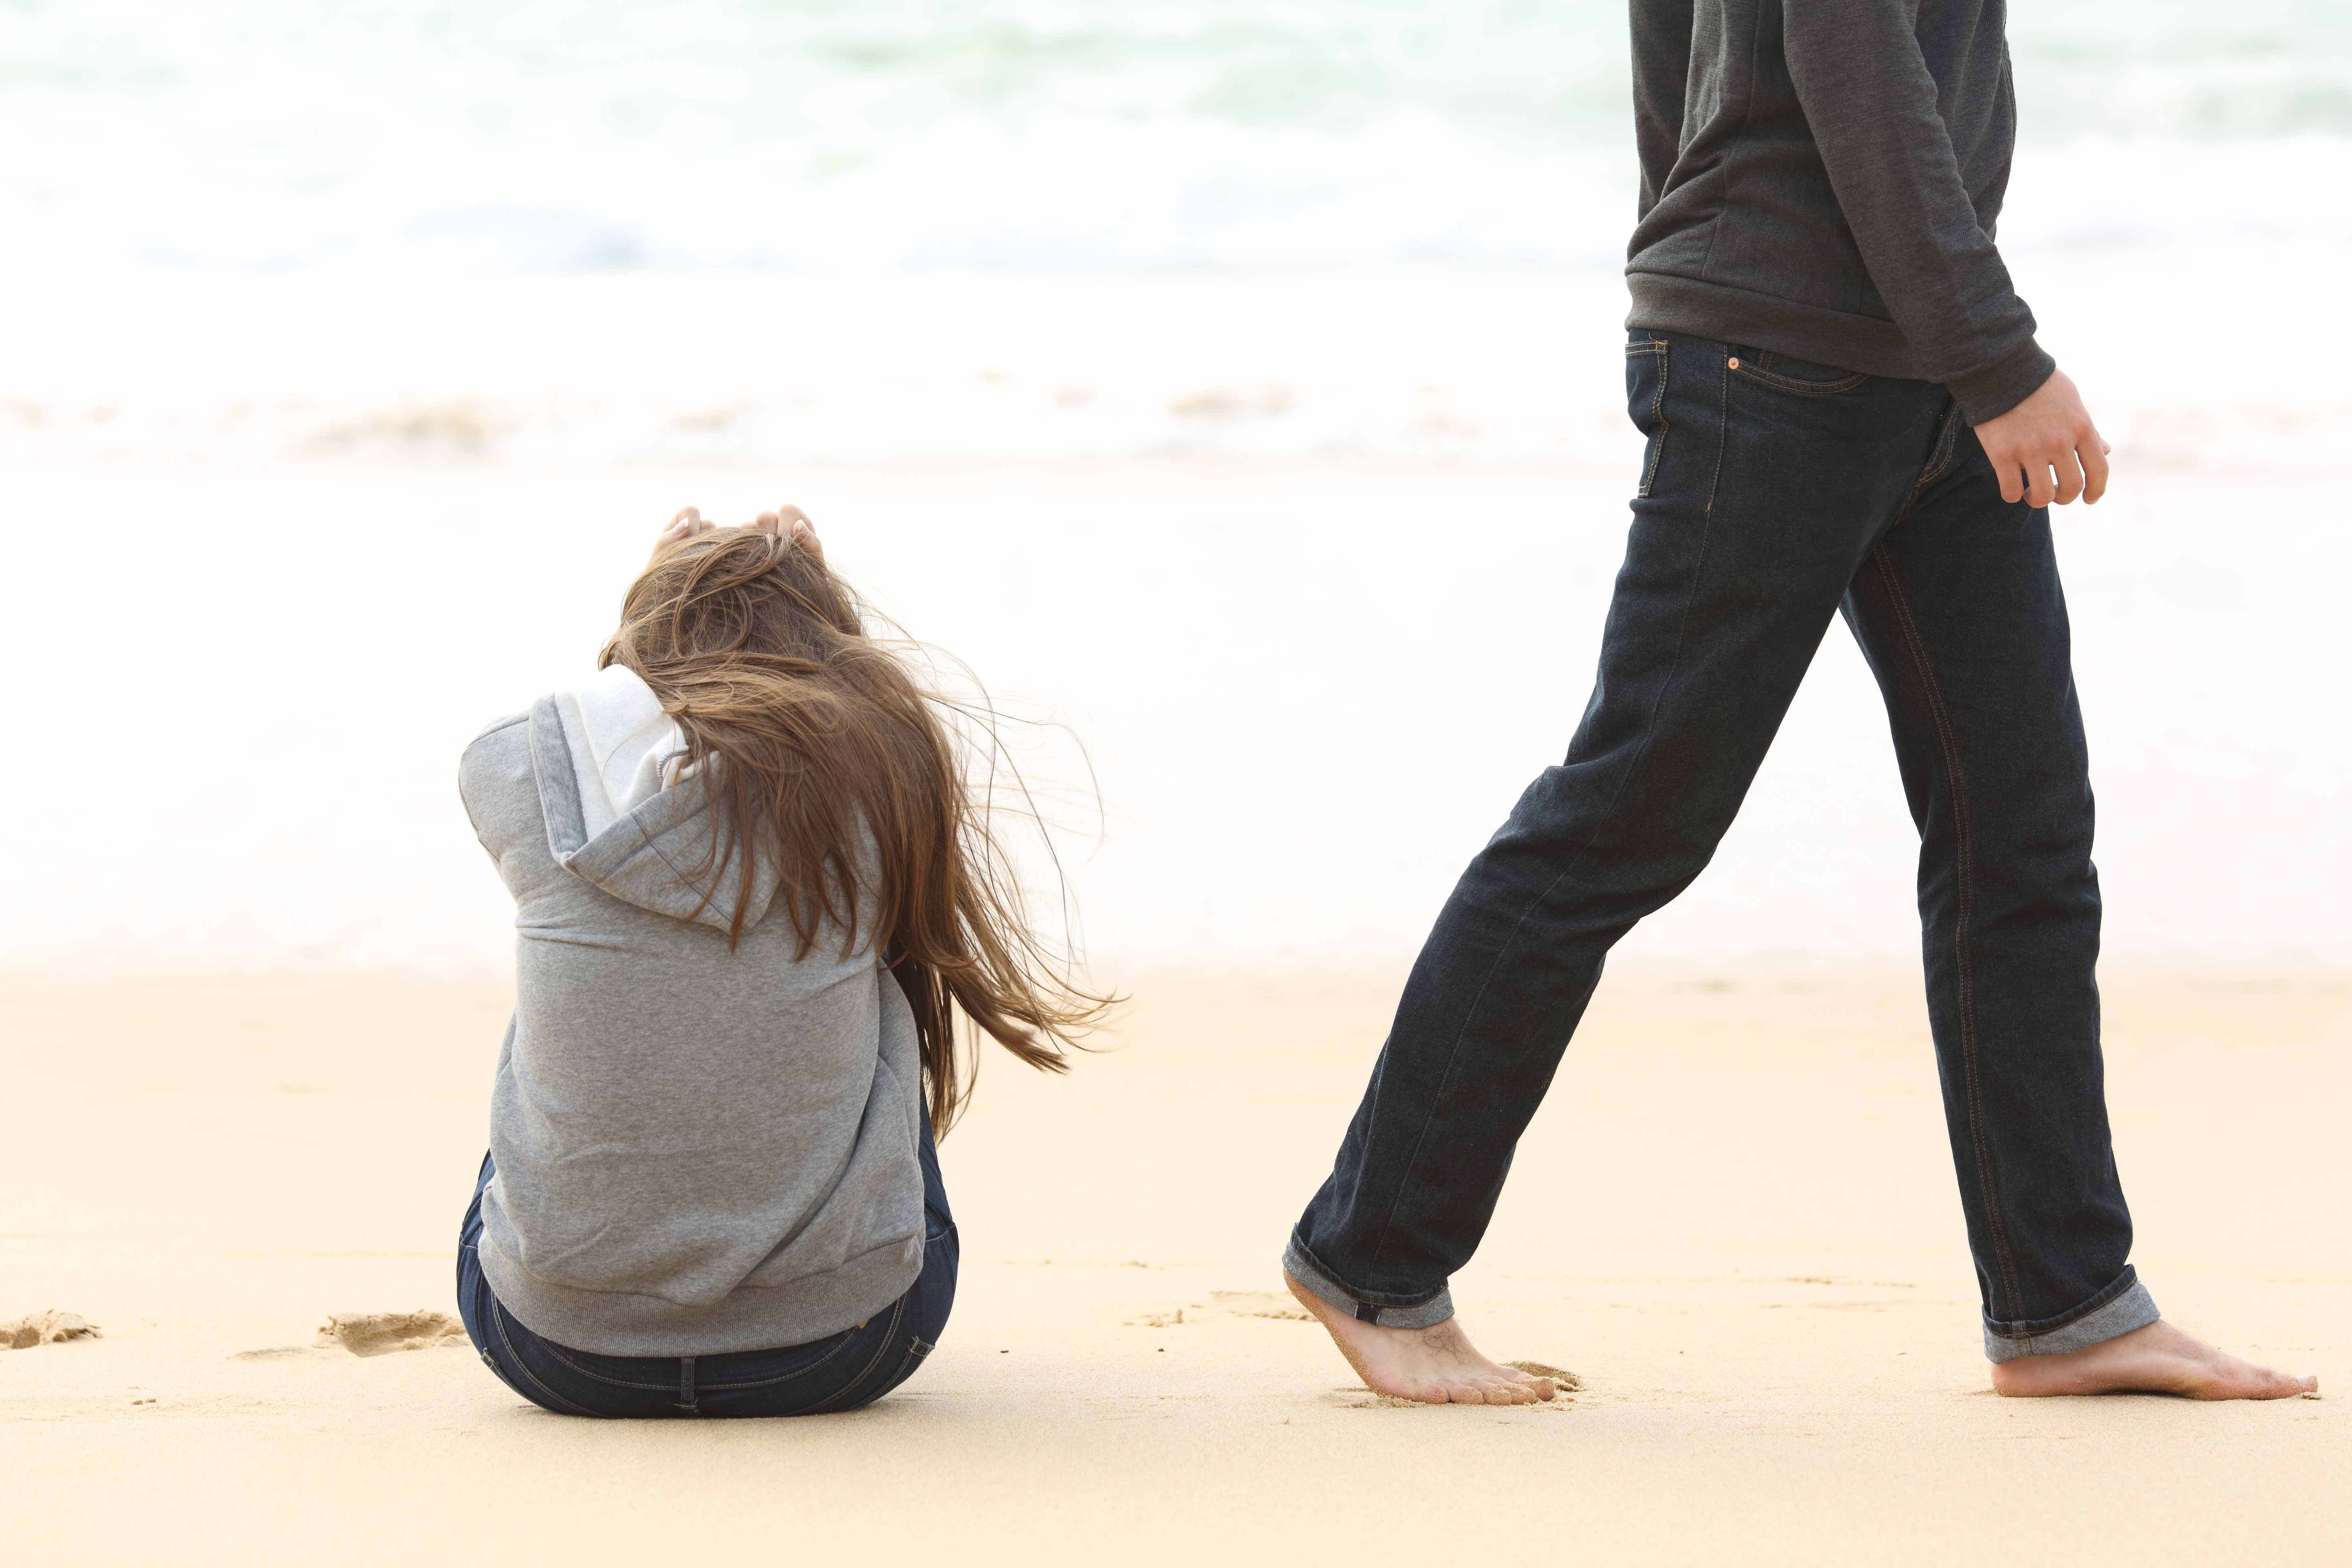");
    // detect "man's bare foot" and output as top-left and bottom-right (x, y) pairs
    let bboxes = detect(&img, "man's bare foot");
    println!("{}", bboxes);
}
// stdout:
(1991, 1319), (2317, 1399)
(1283, 1271), (1555, 1405)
